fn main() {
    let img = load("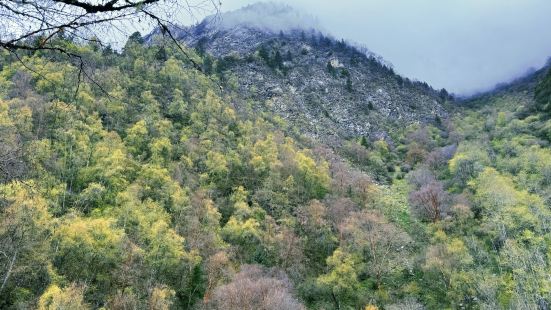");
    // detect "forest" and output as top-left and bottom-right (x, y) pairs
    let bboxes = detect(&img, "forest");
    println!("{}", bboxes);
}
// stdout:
(0, 33), (550, 310)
